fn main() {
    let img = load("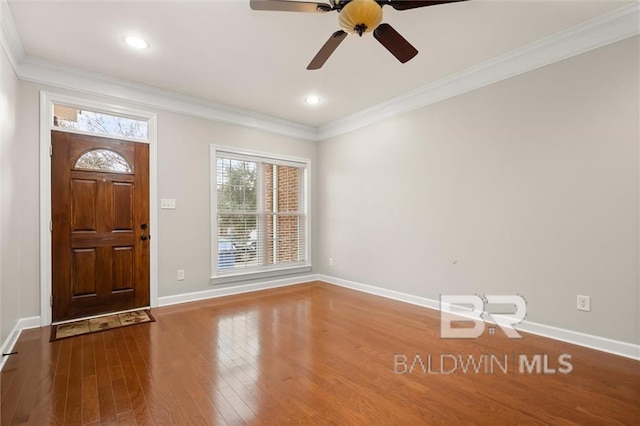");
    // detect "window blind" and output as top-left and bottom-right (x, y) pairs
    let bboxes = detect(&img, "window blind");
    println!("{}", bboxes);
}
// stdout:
(214, 151), (308, 277)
